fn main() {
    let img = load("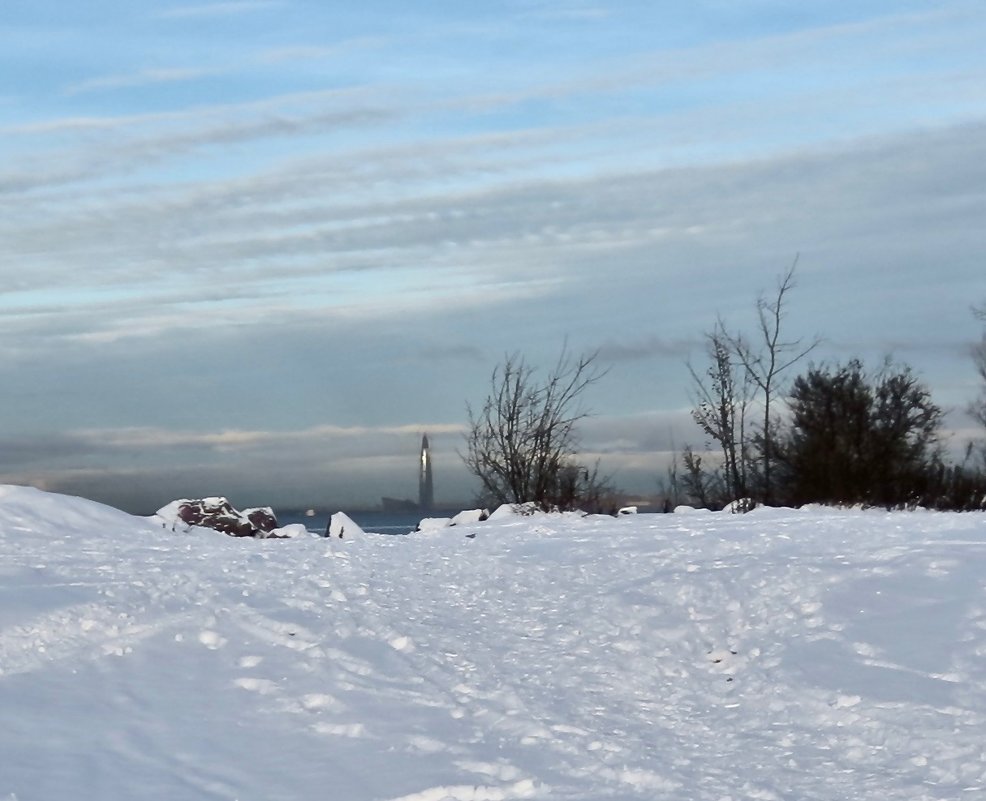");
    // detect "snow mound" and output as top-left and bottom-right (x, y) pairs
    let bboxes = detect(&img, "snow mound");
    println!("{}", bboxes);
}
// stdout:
(673, 504), (712, 514)
(487, 502), (539, 520)
(415, 509), (490, 535)
(153, 498), (191, 526)
(415, 516), (454, 534)
(0, 484), (152, 535)
(449, 508), (489, 526)
(271, 523), (310, 538)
